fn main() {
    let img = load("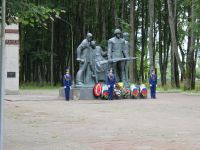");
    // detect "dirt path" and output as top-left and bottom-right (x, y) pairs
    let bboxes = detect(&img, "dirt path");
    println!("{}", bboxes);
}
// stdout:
(4, 91), (200, 150)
